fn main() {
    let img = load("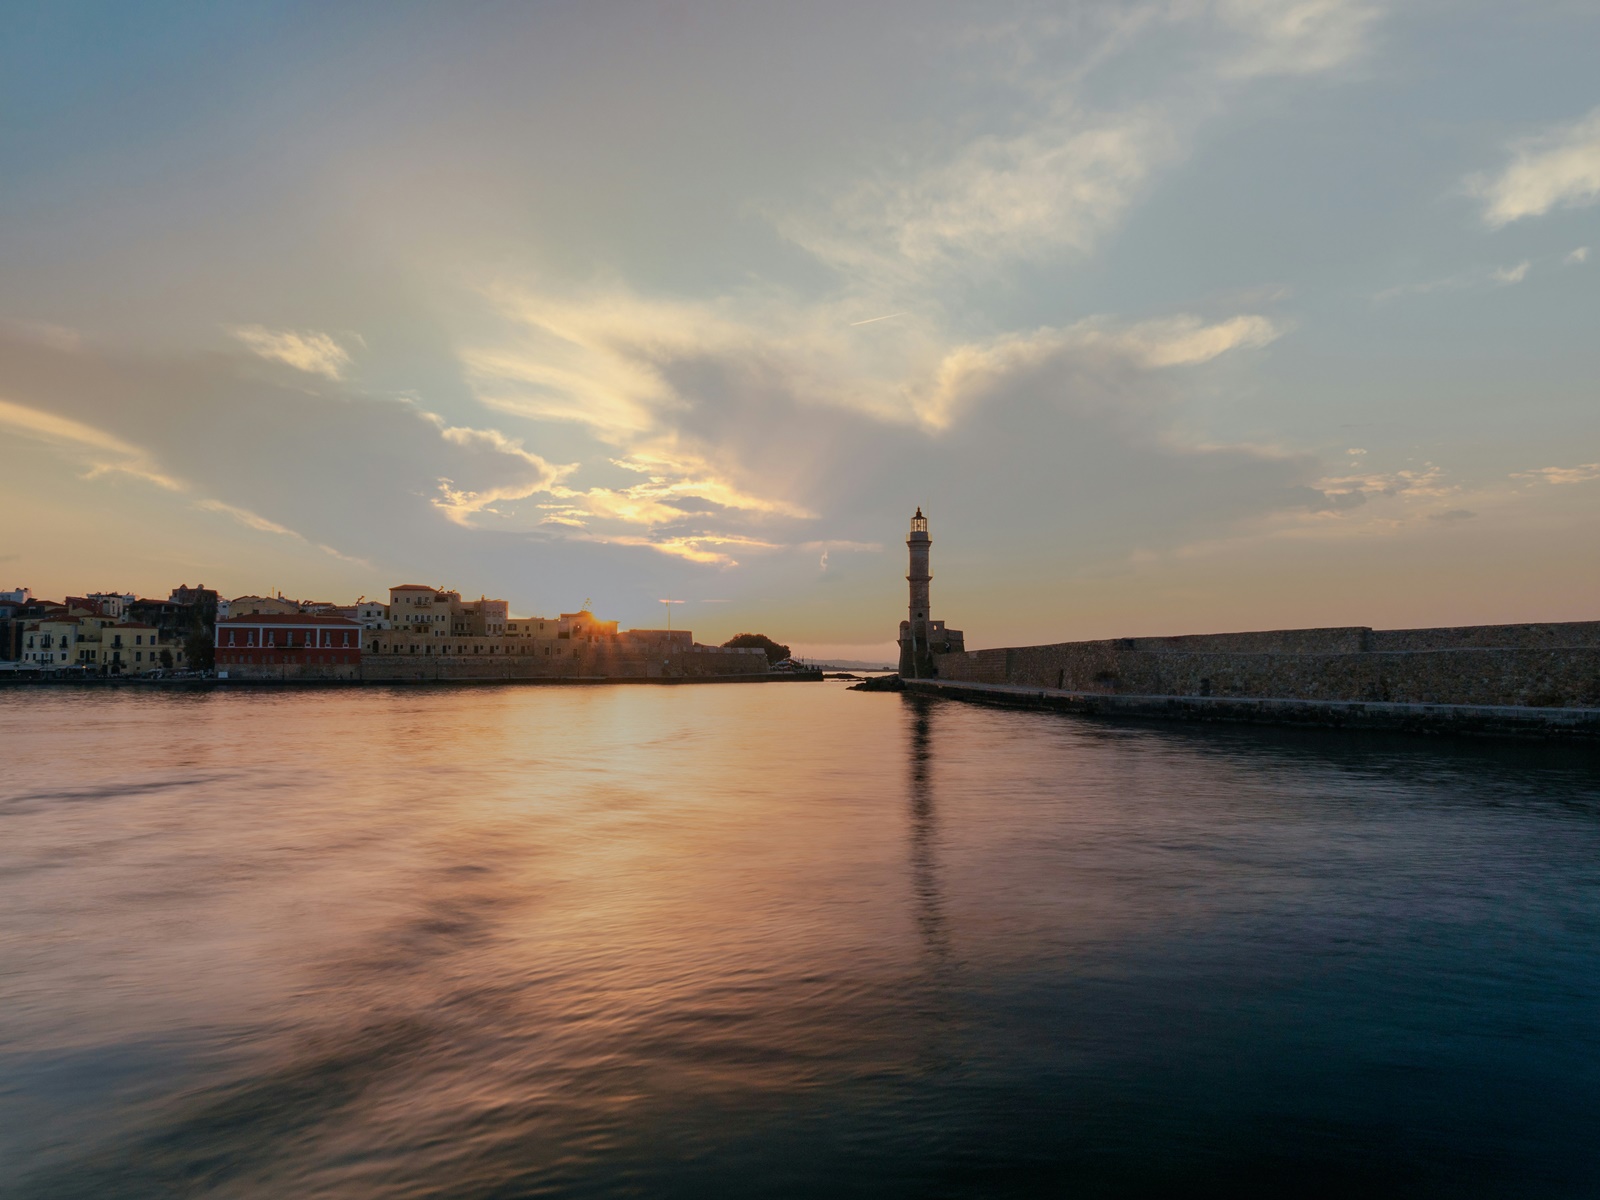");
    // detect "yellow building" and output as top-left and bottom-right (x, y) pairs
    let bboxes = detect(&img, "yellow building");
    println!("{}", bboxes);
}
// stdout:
(100, 621), (173, 672)
(20, 616), (178, 672)
(388, 585), (454, 640)
(21, 616), (87, 666)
